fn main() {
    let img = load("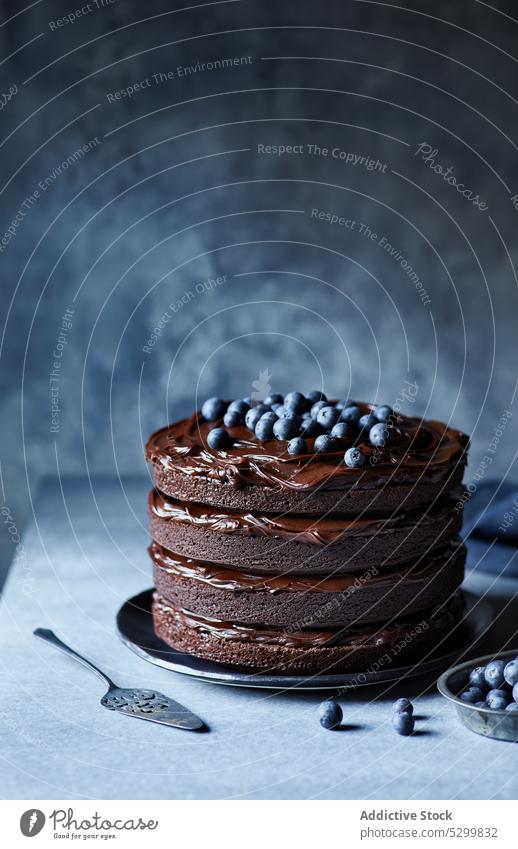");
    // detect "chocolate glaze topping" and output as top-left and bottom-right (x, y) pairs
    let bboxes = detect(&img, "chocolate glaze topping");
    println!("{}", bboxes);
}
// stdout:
(149, 540), (465, 594)
(146, 403), (468, 492)
(149, 488), (459, 545)
(153, 593), (463, 649)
